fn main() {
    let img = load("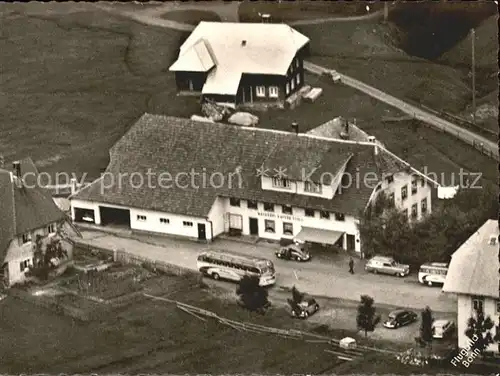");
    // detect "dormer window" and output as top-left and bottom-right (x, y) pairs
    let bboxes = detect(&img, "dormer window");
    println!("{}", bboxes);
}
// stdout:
(22, 233), (31, 244)
(304, 181), (322, 194)
(272, 177), (290, 189)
